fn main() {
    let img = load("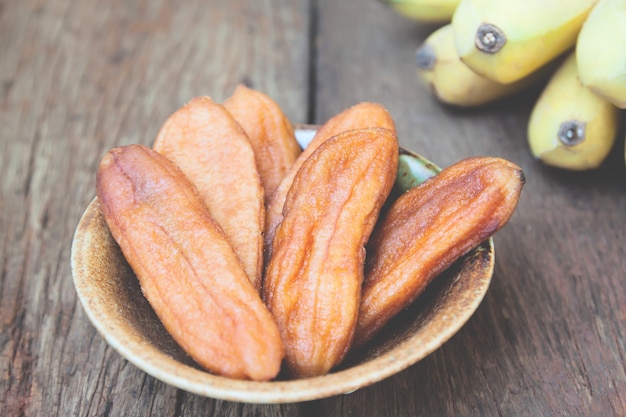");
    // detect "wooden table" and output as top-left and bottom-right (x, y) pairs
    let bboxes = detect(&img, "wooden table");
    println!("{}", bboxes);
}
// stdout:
(2, 0), (625, 415)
